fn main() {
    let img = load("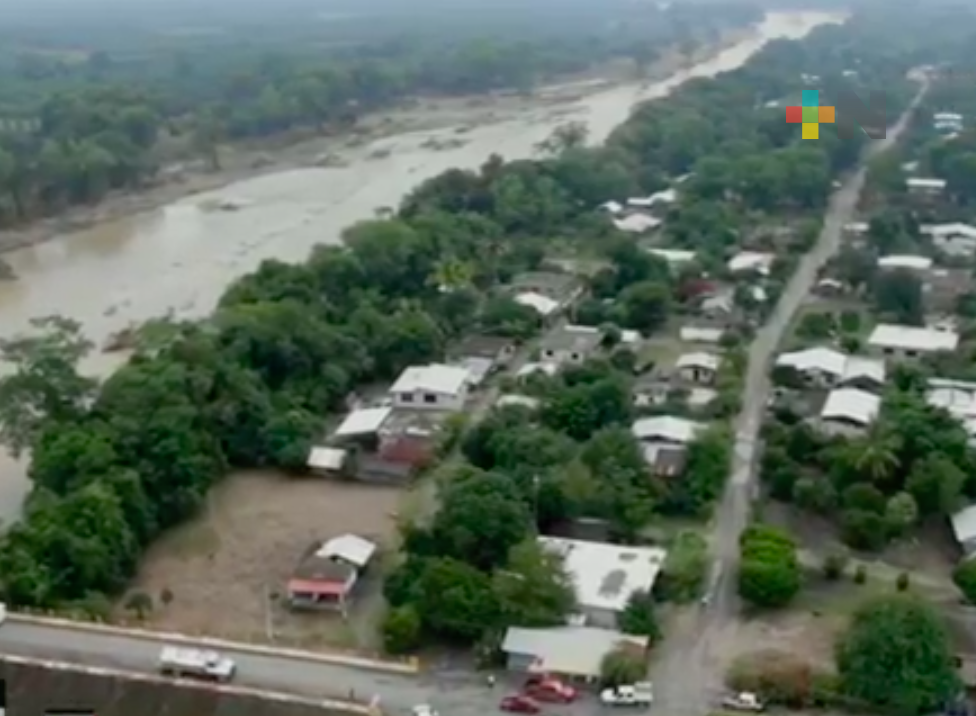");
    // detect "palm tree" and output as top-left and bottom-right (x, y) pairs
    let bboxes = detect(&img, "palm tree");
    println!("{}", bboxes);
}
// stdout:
(851, 423), (901, 485)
